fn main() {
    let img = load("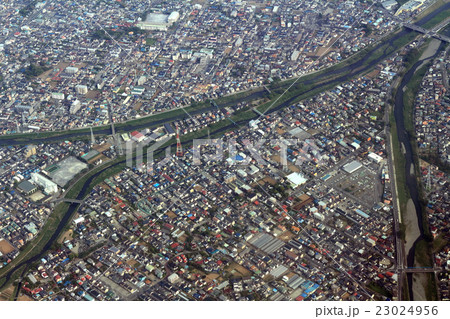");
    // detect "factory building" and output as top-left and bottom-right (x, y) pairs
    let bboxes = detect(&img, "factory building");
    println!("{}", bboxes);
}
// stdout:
(342, 160), (363, 174)
(137, 11), (179, 31)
